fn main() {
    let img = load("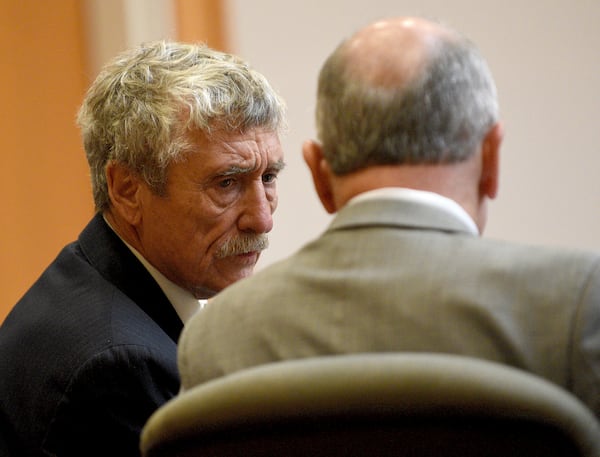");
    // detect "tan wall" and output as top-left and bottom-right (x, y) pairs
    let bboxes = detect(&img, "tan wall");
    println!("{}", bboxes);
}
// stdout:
(175, 0), (229, 51)
(0, 0), (227, 322)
